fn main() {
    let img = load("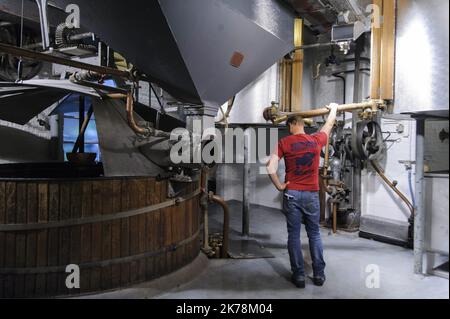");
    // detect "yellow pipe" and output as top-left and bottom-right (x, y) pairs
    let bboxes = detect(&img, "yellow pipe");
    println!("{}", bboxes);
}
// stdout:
(264, 100), (384, 125)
